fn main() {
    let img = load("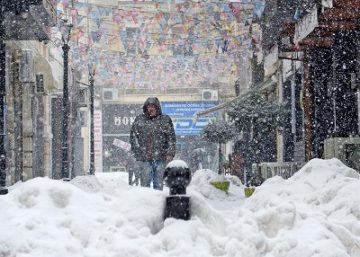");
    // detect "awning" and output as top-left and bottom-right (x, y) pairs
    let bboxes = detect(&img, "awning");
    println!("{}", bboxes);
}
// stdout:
(193, 77), (276, 118)
(34, 52), (66, 92)
(193, 94), (247, 118)
(48, 59), (63, 90)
